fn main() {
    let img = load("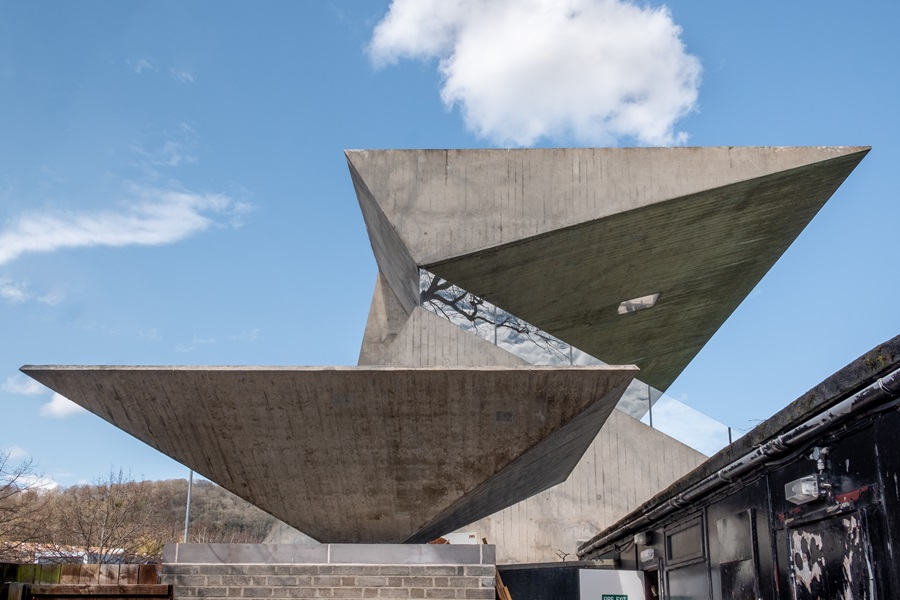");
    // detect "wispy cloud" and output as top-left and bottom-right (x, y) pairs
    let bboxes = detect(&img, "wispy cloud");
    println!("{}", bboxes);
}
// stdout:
(231, 328), (260, 342)
(40, 393), (88, 419)
(139, 328), (162, 341)
(3, 374), (46, 395)
(0, 184), (251, 266)
(2, 445), (28, 460)
(37, 288), (65, 305)
(128, 122), (202, 184)
(170, 68), (195, 84)
(176, 328), (260, 352)
(0, 278), (29, 303)
(128, 58), (158, 74)
(127, 60), (195, 85)
(0, 278), (65, 305)
(176, 335), (217, 353)
(132, 140), (196, 169)
(369, 0), (701, 146)
(0, 446), (59, 490)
